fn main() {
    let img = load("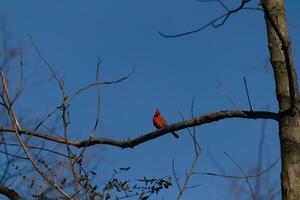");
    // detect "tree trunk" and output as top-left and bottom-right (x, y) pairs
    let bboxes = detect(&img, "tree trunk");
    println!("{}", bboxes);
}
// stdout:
(262, 0), (300, 199)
